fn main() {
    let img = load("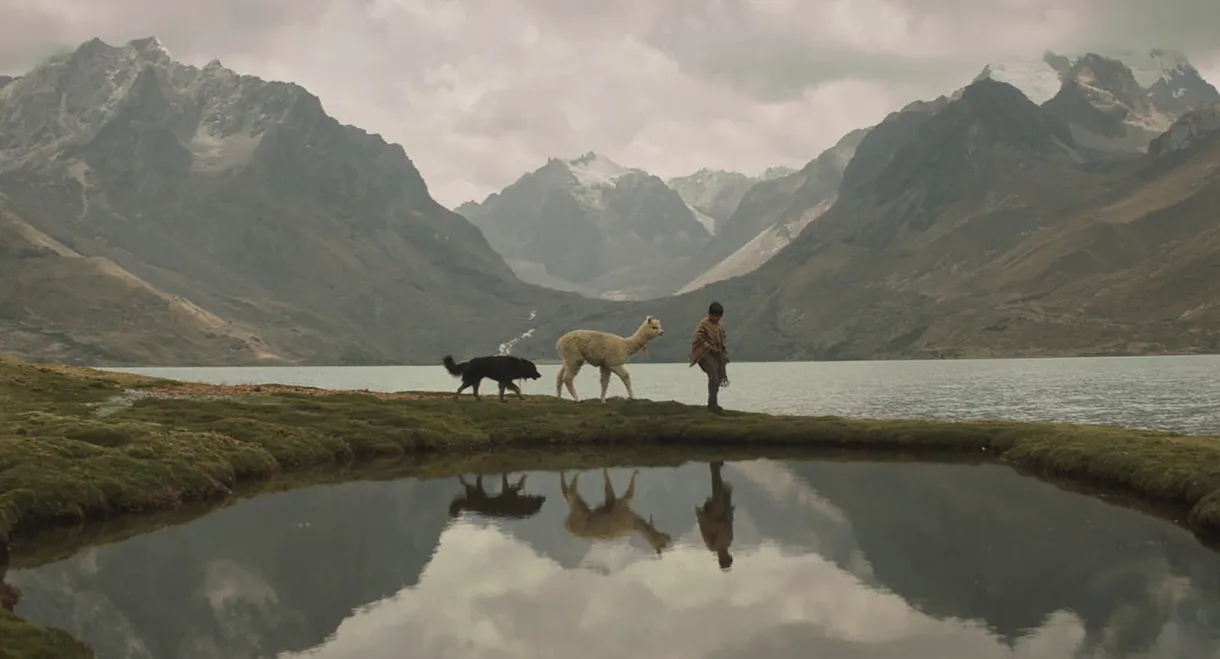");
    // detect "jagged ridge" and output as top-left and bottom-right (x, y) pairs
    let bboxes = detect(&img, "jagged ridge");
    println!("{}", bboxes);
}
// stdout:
(0, 36), (602, 365)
